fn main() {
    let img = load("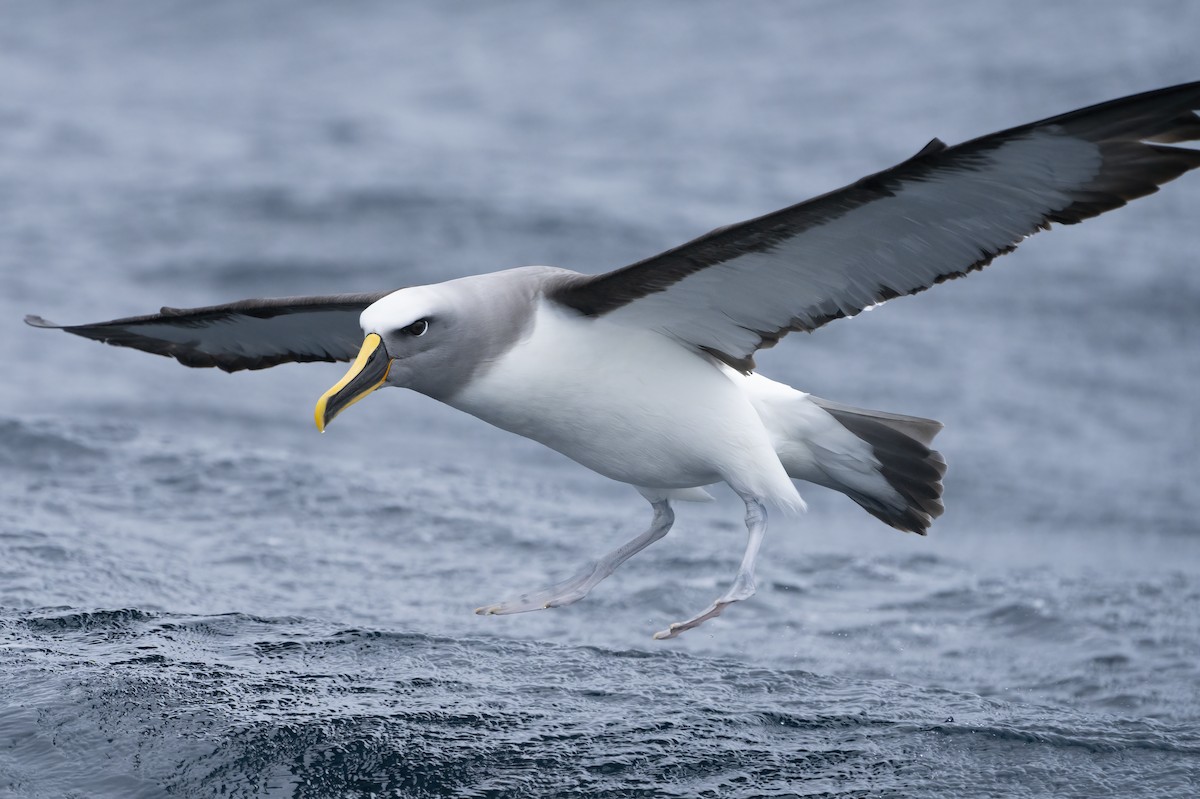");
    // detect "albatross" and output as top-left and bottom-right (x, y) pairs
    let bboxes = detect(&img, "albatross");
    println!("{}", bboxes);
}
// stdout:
(27, 82), (1200, 638)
